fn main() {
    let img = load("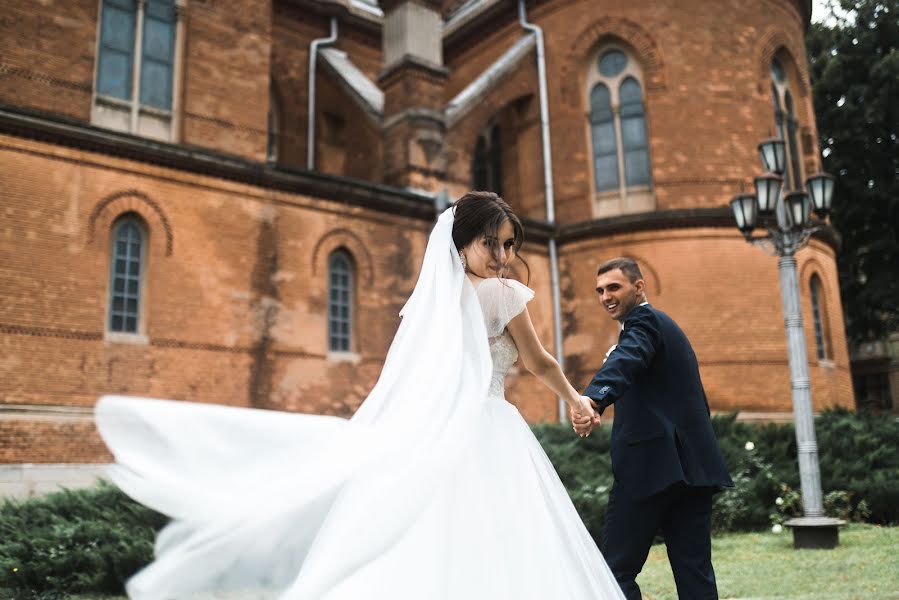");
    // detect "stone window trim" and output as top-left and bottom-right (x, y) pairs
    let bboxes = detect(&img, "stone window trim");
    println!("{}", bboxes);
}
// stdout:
(584, 43), (655, 219)
(327, 350), (362, 364)
(105, 213), (150, 343)
(90, 0), (188, 143)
